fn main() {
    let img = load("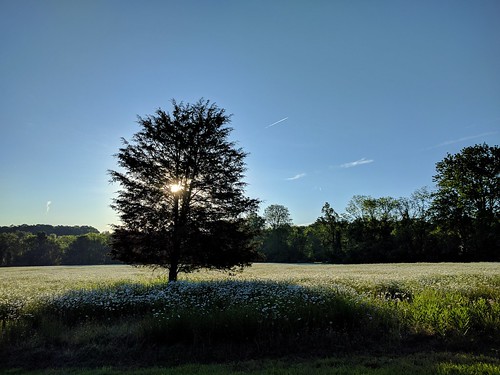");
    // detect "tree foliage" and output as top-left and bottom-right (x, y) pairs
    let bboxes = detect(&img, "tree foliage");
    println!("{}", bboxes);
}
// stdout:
(433, 144), (499, 218)
(63, 233), (113, 265)
(0, 225), (99, 236)
(431, 143), (499, 259)
(109, 99), (259, 281)
(316, 202), (342, 262)
(263, 204), (292, 229)
(257, 145), (498, 264)
(0, 231), (115, 266)
(2, 144), (497, 267)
